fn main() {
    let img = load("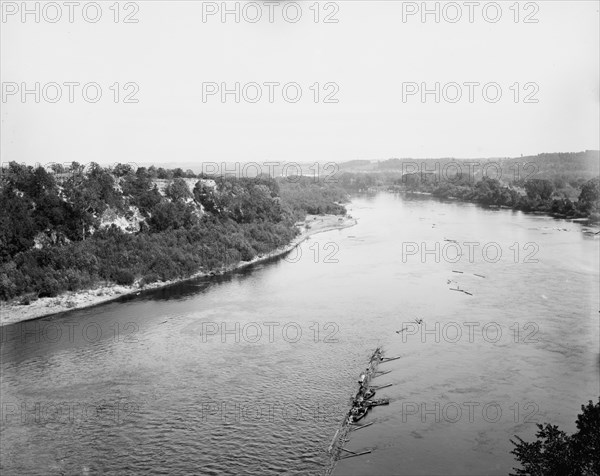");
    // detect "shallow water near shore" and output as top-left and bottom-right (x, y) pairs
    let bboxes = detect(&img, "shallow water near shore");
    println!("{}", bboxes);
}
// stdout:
(1, 193), (599, 475)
